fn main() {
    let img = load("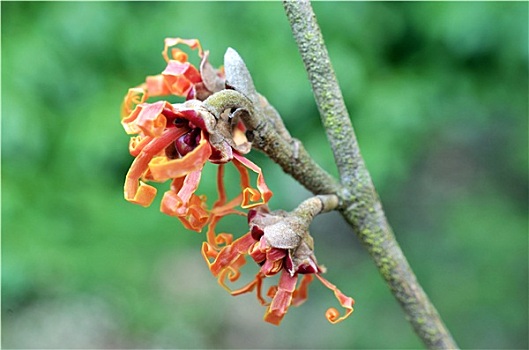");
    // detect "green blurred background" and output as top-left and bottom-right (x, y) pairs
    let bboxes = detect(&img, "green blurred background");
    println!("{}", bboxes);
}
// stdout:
(2, 2), (527, 349)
